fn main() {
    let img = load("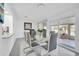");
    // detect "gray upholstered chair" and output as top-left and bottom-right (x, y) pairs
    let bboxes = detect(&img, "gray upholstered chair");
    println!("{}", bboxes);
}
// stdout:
(41, 31), (57, 55)
(30, 29), (36, 41)
(42, 29), (46, 38)
(30, 29), (39, 47)
(30, 29), (36, 37)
